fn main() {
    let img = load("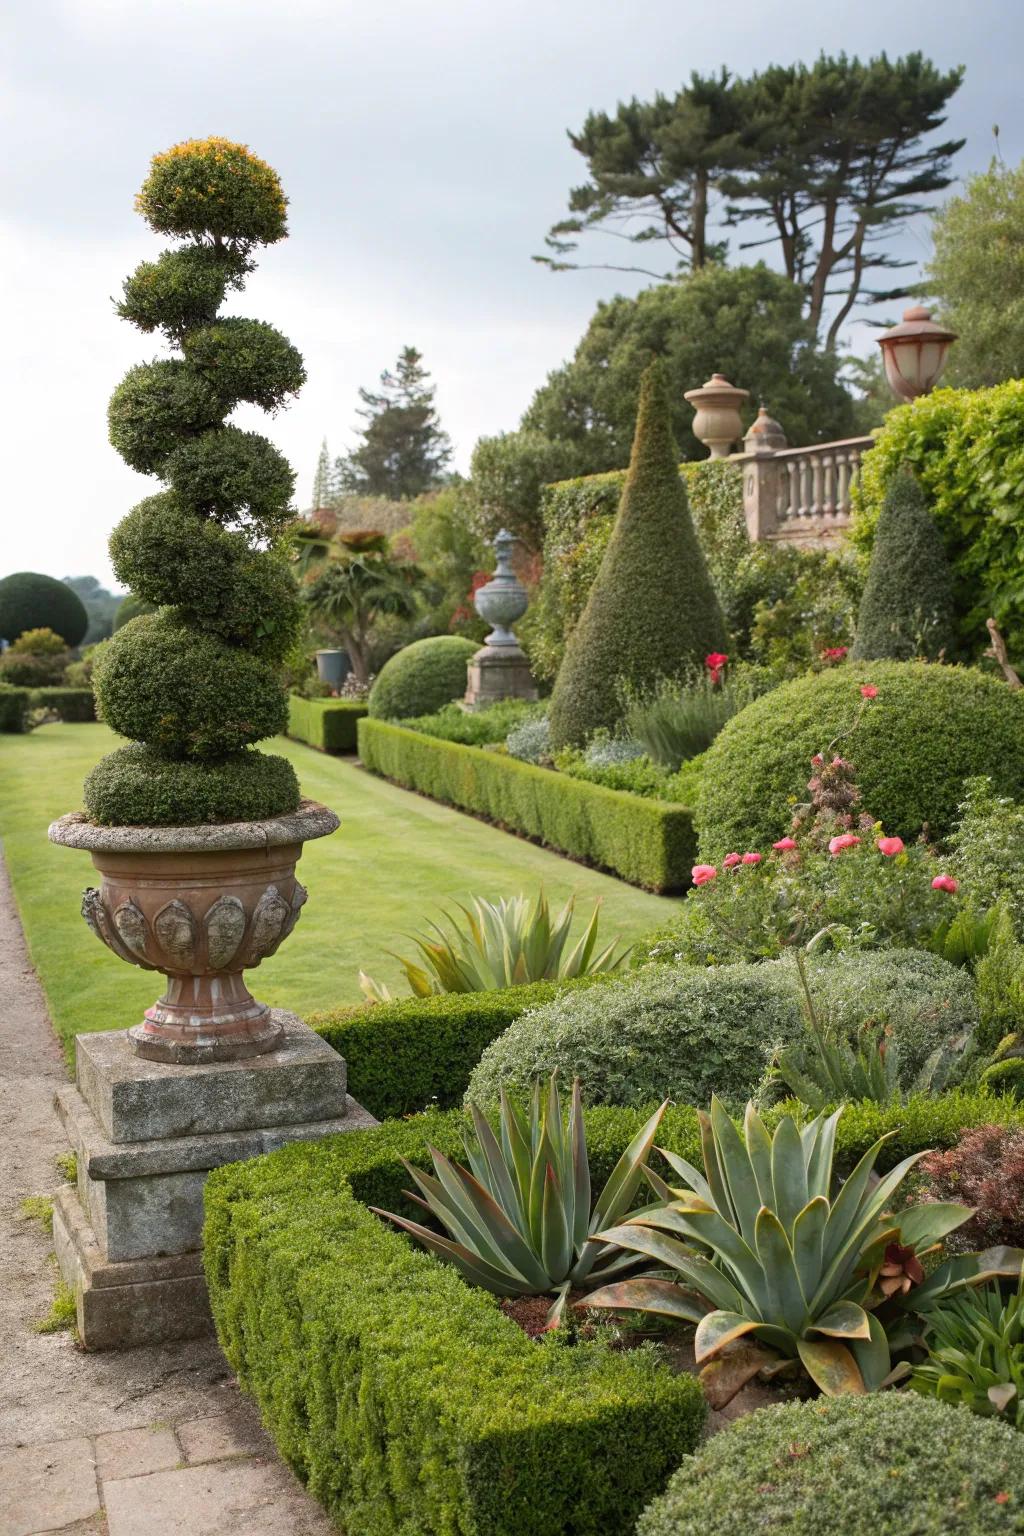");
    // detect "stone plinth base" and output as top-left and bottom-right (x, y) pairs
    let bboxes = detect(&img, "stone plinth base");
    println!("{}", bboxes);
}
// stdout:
(464, 644), (538, 711)
(54, 1010), (377, 1348)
